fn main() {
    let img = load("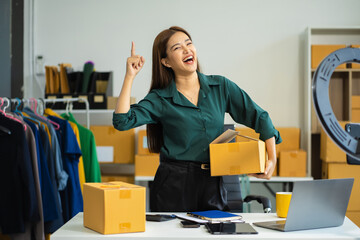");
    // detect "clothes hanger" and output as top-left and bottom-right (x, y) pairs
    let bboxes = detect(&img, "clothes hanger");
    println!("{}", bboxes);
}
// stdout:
(65, 100), (74, 116)
(18, 98), (46, 130)
(29, 98), (60, 130)
(22, 98), (29, 108)
(38, 98), (45, 115)
(0, 97), (27, 131)
(0, 98), (12, 135)
(66, 100), (70, 115)
(13, 98), (23, 116)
